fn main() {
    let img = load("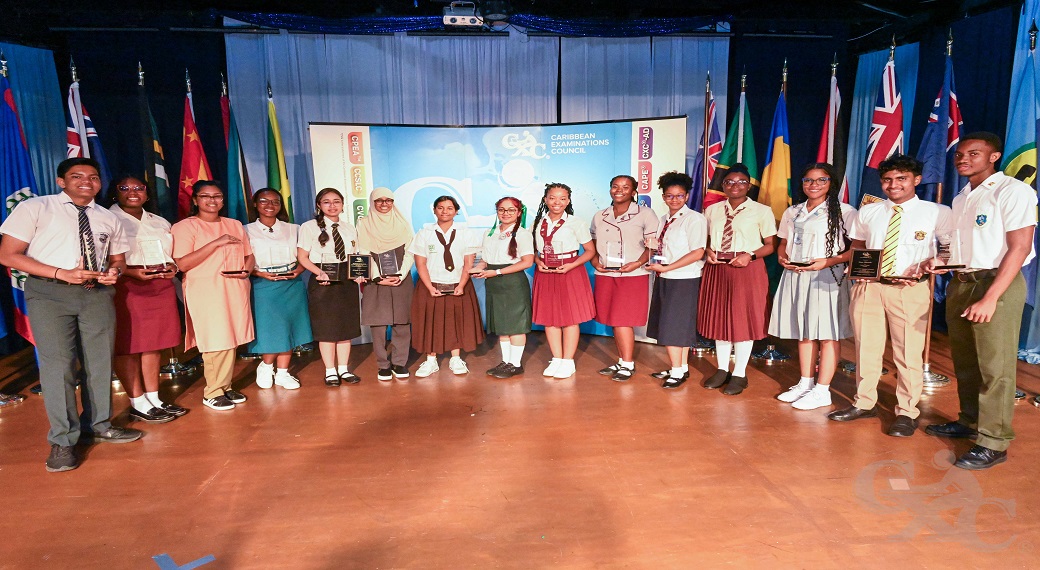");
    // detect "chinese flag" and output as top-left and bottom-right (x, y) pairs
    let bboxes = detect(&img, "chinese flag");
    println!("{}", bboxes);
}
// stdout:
(178, 95), (212, 219)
